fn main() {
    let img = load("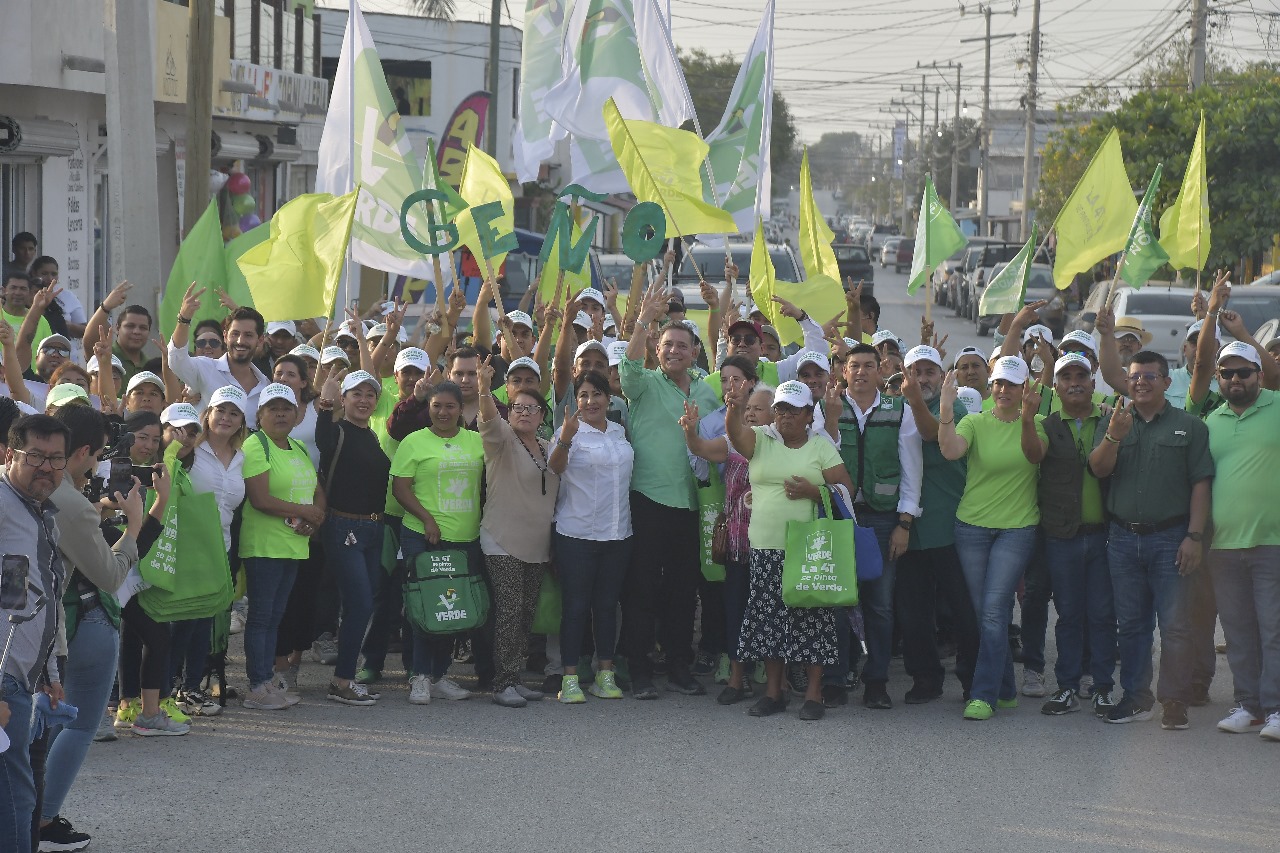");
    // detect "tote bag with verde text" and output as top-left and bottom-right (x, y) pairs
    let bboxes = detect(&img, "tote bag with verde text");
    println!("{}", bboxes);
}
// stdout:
(782, 487), (859, 608)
